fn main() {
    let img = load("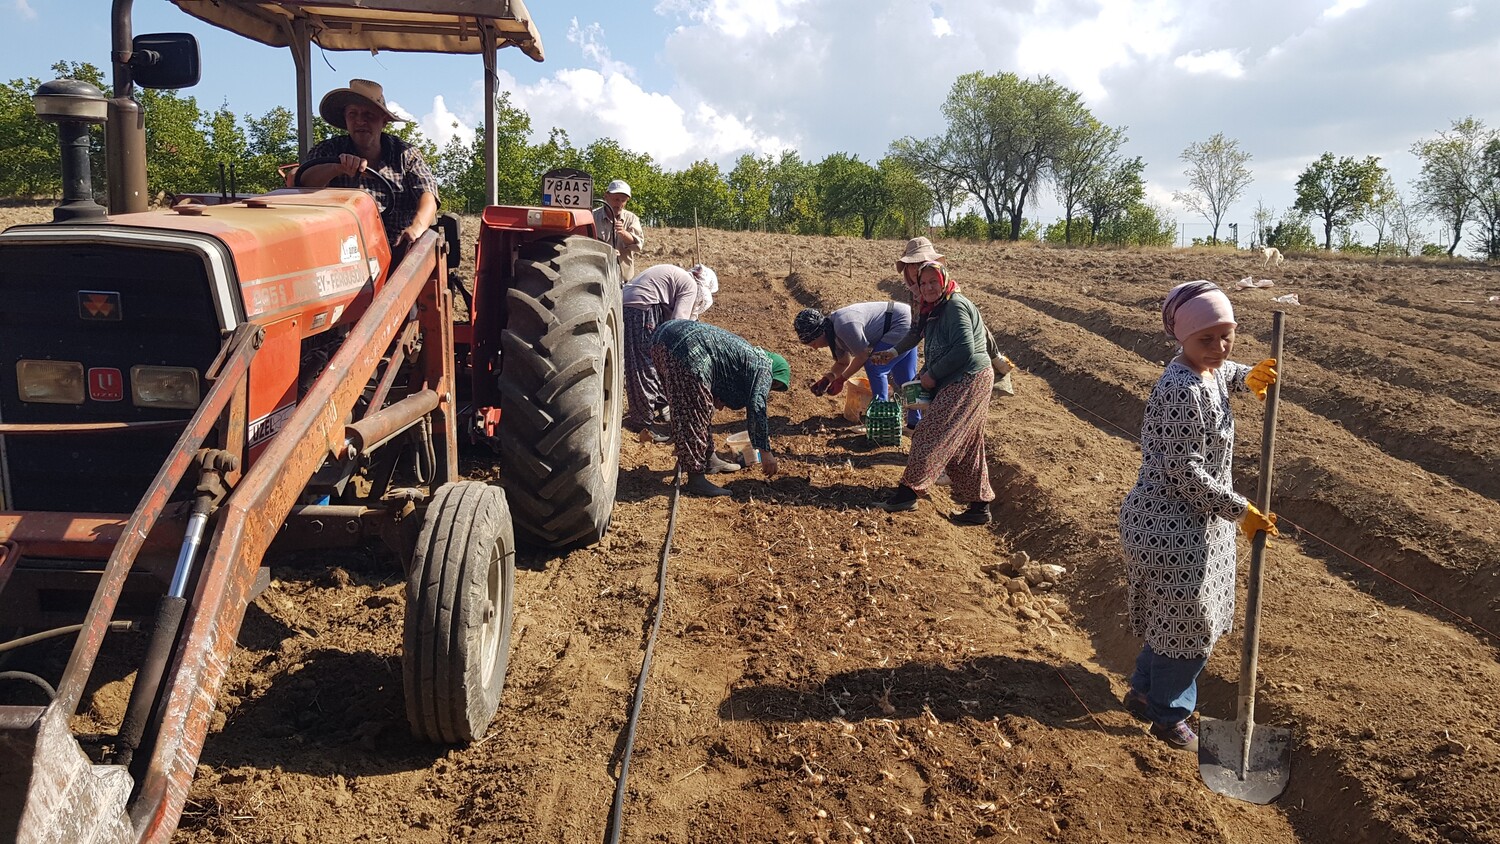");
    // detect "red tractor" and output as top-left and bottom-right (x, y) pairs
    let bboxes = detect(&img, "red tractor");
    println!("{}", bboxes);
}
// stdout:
(0, 2), (623, 841)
